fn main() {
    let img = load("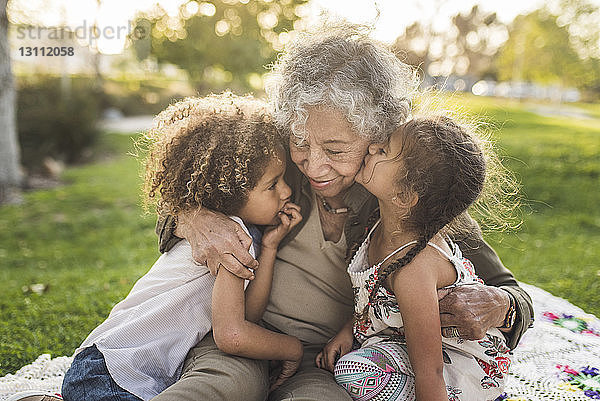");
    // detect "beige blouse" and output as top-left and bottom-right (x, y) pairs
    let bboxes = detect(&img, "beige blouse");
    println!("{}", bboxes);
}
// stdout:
(262, 193), (354, 346)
